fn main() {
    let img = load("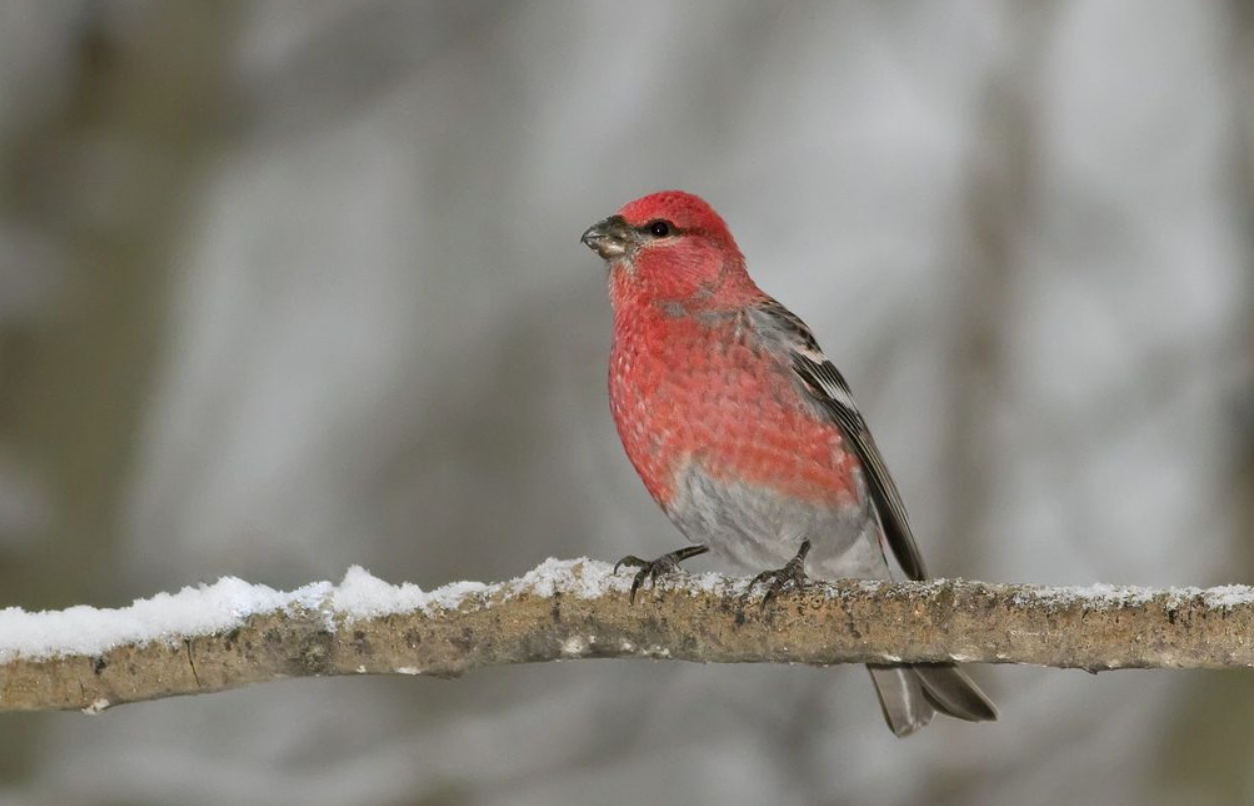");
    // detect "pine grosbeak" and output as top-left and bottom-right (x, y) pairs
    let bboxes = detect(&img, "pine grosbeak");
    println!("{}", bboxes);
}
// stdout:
(581, 190), (996, 736)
